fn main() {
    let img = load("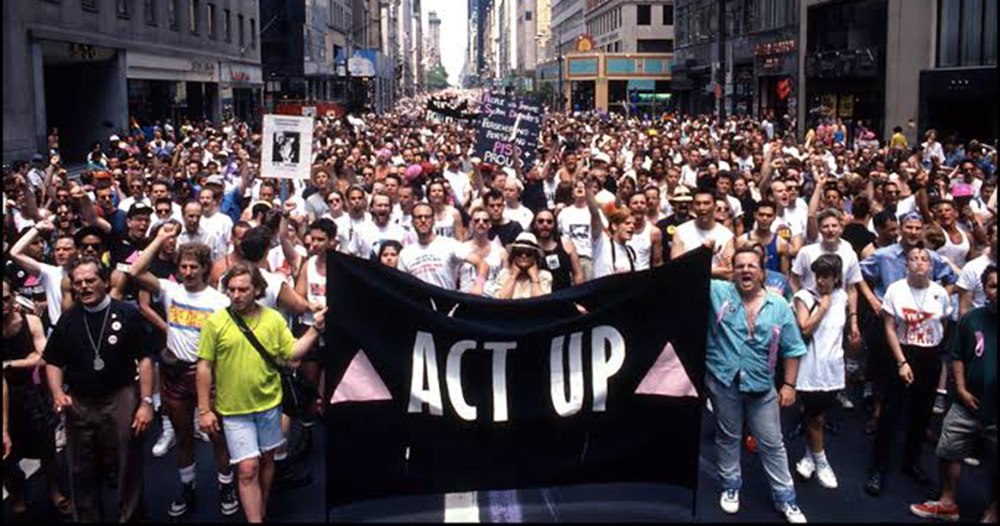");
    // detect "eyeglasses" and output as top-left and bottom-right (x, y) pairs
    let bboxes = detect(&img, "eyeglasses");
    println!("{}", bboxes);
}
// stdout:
(471, 218), (490, 224)
(156, 209), (171, 215)
(535, 219), (554, 225)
